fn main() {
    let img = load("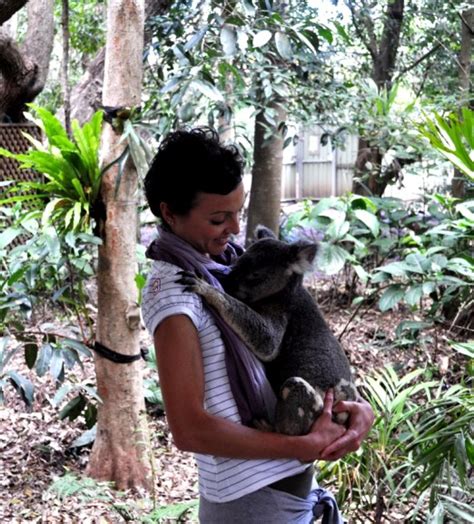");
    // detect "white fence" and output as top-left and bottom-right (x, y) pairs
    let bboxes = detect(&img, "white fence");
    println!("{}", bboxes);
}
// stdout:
(282, 126), (358, 200)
